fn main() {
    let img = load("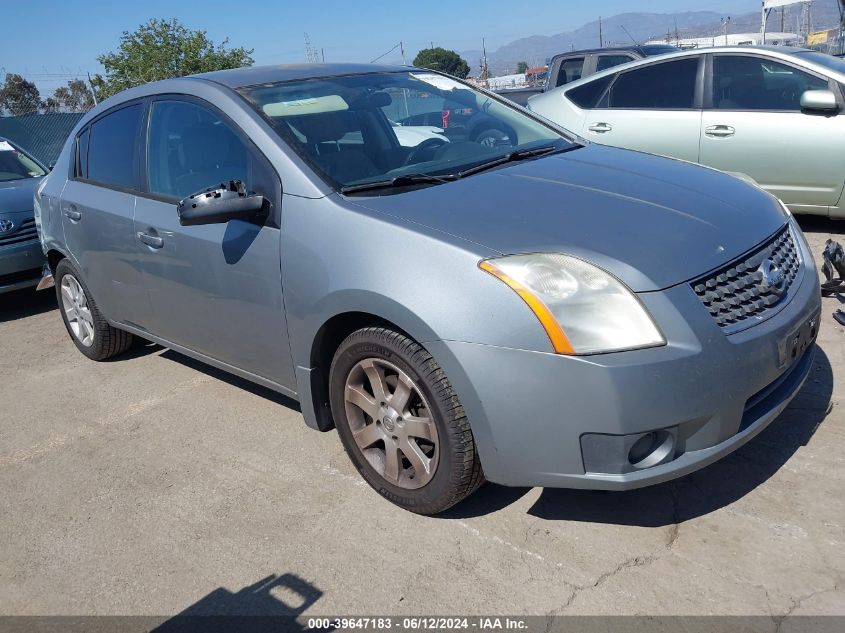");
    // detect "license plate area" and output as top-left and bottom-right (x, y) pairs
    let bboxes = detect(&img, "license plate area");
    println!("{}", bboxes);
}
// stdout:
(777, 311), (819, 369)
